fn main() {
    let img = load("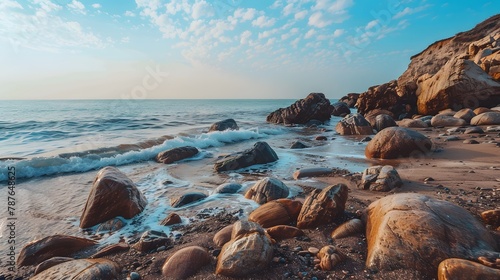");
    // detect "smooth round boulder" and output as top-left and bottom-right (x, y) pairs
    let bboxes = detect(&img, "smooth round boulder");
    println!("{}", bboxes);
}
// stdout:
(156, 146), (199, 164)
(335, 113), (373, 135)
(373, 114), (397, 132)
(297, 184), (348, 229)
(293, 167), (332, 179)
(474, 107), (492, 115)
(431, 114), (468, 127)
(33, 257), (74, 275)
(170, 192), (207, 208)
(80, 166), (147, 228)
(366, 193), (498, 278)
(209, 119), (239, 132)
(471, 112), (500, 125)
(245, 177), (289, 204)
(214, 182), (242, 194)
(438, 258), (500, 280)
(464, 126), (485, 134)
(397, 118), (429, 128)
(31, 258), (120, 280)
(266, 225), (304, 240)
(454, 108), (476, 123)
(365, 127), (433, 159)
(248, 199), (302, 228)
(213, 225), (234, 247)
(162, 246), (211, 279)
